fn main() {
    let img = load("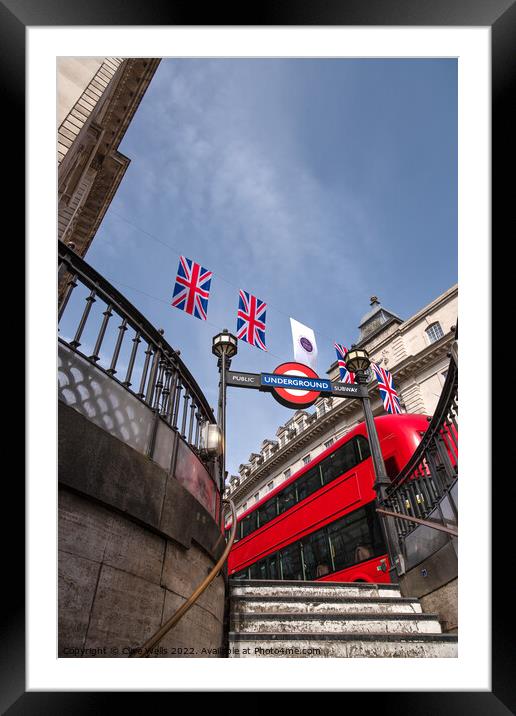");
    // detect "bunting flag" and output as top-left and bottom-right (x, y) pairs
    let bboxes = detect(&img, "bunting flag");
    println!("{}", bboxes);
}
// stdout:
(171, 256), (212, 321)
(371, 363), (402, 414)
(290, 318), (318, 370)
(334, 343), (355, 384)
(237, 290), (267, 350)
